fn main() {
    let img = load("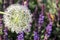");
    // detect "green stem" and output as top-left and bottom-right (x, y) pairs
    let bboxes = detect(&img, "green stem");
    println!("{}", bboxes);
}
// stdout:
(0, 11), (4, 14)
